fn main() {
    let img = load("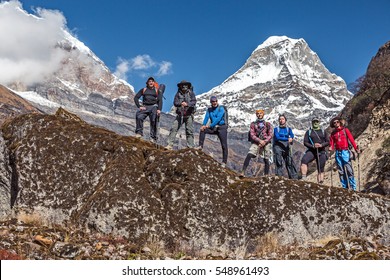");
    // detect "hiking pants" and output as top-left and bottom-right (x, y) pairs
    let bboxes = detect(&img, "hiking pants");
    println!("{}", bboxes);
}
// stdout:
(199, 125), (228, 164)
(335, 150), (356, 190)
(273, 143), (298, 179)
(167, 114), (195, 148)
(135, 105), (158, 140)
(301, 150), (327, 172)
